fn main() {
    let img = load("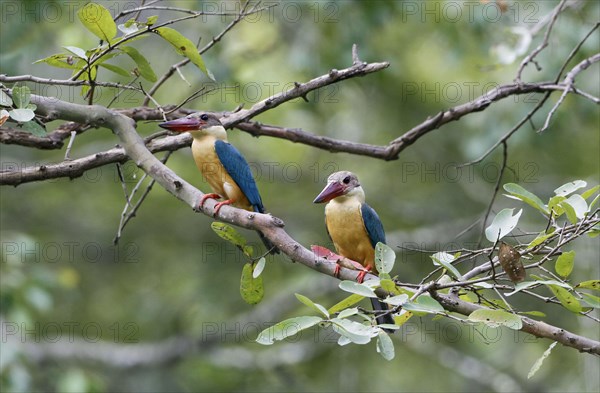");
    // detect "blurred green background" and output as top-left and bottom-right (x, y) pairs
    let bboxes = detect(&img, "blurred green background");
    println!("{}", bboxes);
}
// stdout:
(1, 1), (599, 392)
